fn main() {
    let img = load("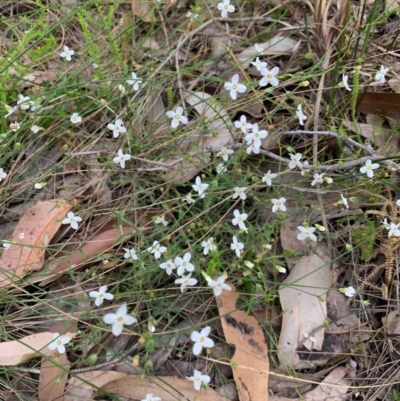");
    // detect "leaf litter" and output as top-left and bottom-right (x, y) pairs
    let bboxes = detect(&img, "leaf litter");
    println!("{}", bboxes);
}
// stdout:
(3, 0), (400, 400)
